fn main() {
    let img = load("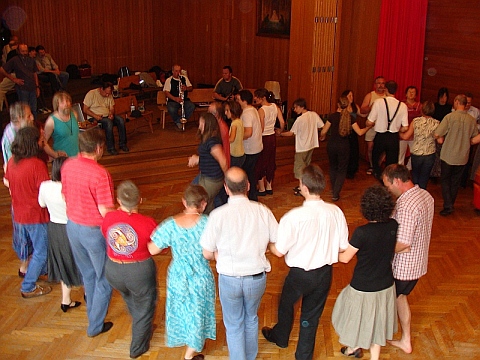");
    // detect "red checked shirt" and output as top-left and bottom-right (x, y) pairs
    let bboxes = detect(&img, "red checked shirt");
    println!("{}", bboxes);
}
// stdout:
(392, 185), (434, 281)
